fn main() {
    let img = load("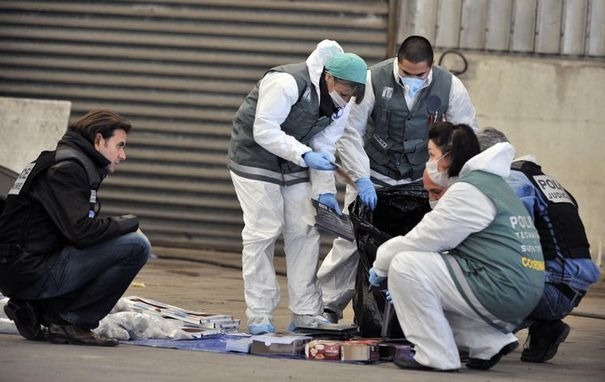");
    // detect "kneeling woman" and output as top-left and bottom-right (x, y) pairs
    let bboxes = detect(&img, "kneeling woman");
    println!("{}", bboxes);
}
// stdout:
(369, 122), (544, 371)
